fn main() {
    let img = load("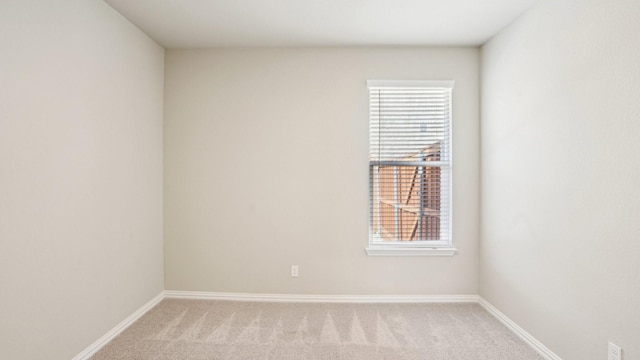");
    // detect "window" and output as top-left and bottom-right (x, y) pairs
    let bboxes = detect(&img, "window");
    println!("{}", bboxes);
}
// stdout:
(367, 80), (456, 256)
